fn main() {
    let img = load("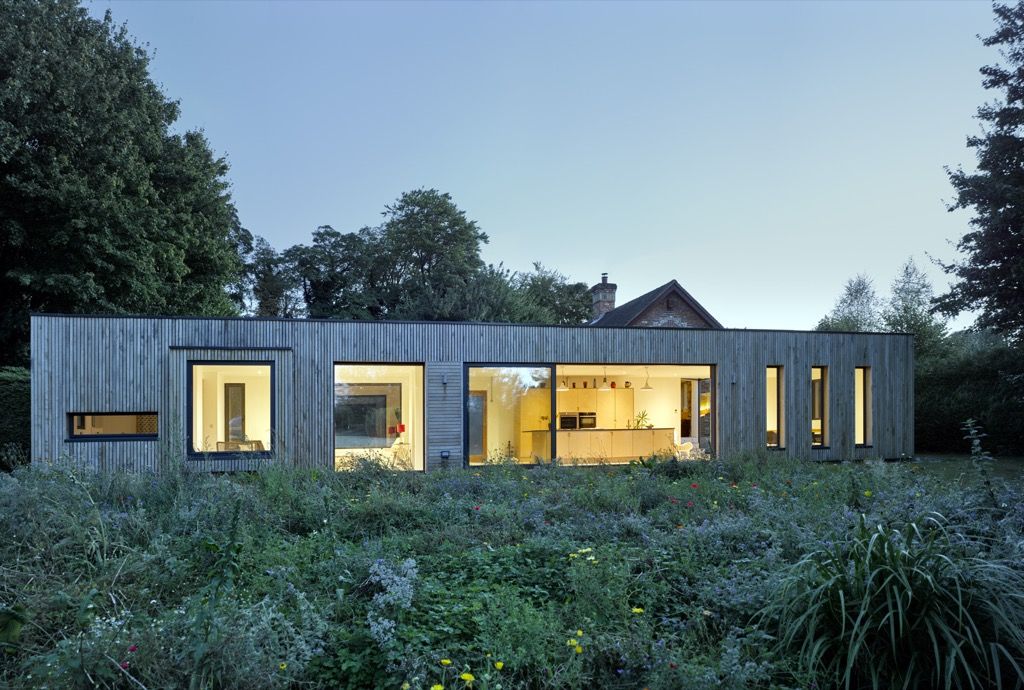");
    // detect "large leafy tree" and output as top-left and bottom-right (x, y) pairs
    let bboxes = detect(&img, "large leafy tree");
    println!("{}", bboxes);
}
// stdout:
(937, 2), (1024, 342)
(0, 0), (248, 364)
(278, 190), (592, 324)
